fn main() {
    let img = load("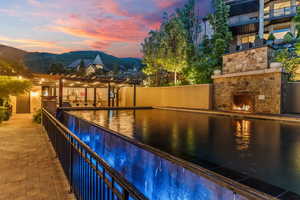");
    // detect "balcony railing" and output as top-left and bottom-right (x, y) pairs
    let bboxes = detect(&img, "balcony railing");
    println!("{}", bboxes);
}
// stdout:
(229, 5), (298, 27)
(265, 5), (298, 19)
(42, 108), (147, 200)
